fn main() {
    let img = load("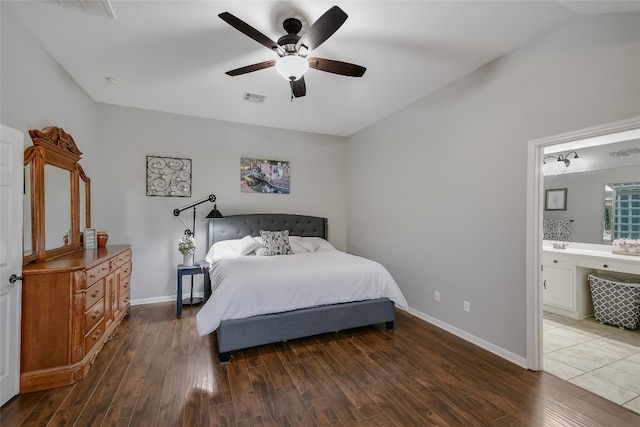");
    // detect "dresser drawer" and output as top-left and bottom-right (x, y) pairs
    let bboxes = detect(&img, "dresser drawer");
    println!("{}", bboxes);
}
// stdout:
(85, 299), (104, 332)
(121, 288), (130, 308)
(117, 249), (132, 265)
(121, 261), (132, 277)
(121, 275), (131, 295)
(86, 281), (104, 308)
(84, 319), (105, 353)
(86, 260), (110, 284)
